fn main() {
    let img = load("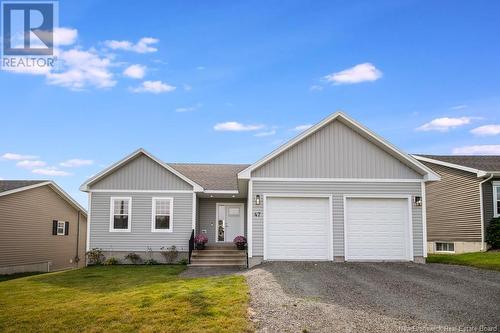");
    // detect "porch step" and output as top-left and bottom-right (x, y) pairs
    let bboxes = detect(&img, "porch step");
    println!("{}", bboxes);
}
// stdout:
(190, 248), (247, 267)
